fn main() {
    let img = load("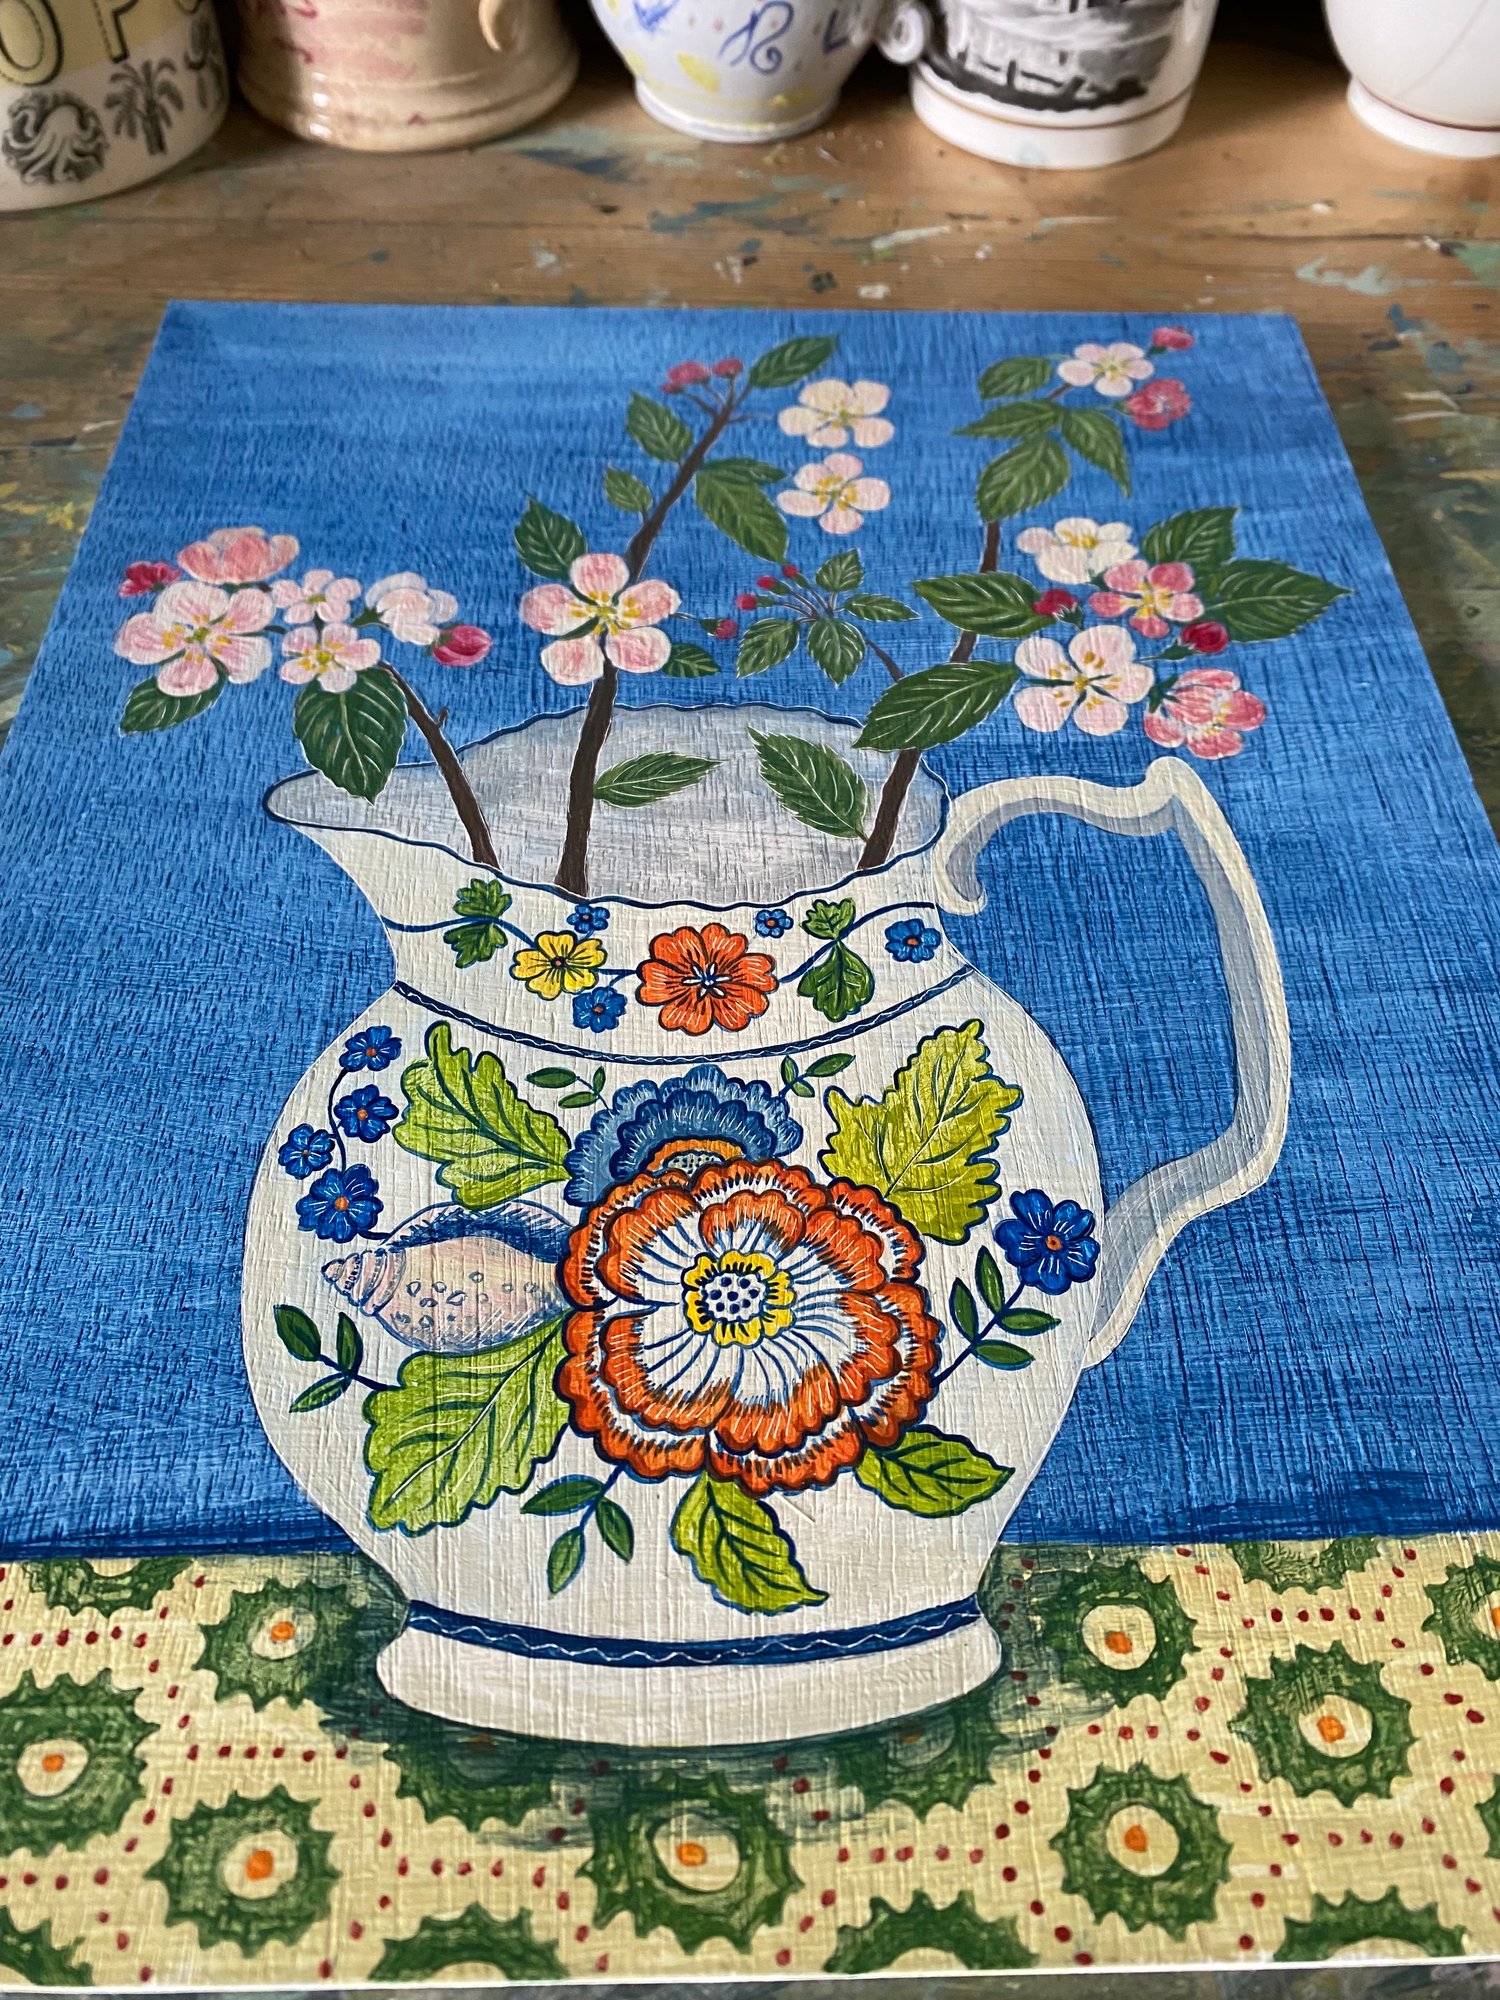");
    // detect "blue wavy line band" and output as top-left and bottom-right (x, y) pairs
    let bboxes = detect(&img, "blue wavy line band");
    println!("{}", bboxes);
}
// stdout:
(405, 1595), (982, 1669)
